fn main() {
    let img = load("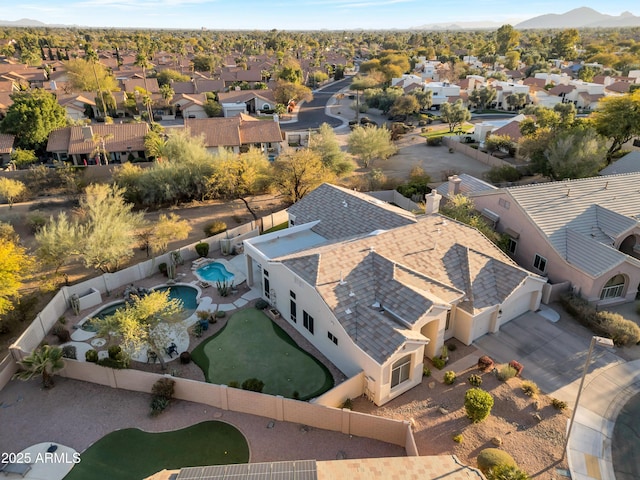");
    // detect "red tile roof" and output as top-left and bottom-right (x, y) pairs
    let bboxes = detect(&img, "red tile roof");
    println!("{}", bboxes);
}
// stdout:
(0, 133), (14, 154)
(185, 114), (282, 148)
(47, 123), (149, 154)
